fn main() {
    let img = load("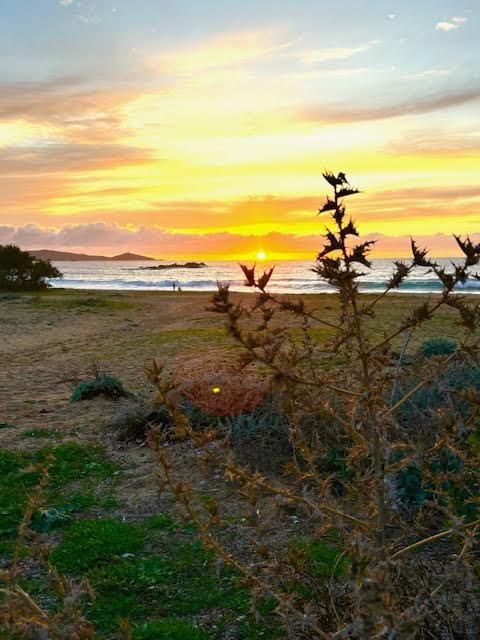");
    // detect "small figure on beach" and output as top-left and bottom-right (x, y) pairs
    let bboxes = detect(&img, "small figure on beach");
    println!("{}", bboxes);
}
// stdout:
(172, 282), (176, 291)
